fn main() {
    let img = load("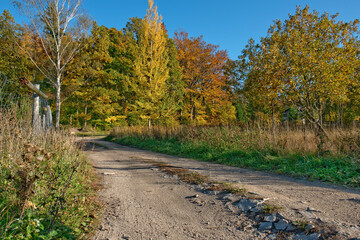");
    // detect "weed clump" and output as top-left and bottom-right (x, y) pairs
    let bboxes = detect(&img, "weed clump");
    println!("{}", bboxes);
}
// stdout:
(262, 203), (282, 214)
